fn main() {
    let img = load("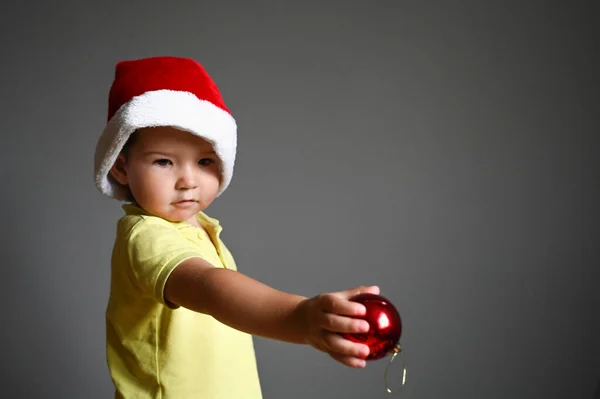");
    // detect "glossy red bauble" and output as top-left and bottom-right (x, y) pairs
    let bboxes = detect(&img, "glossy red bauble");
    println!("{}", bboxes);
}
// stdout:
(341, 293), (402, 361)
